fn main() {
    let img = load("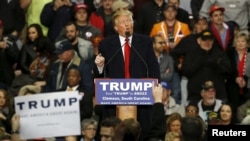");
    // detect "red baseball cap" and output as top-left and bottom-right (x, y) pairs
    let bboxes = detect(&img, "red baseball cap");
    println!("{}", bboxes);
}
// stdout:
(74, 4), (88, 13)
(0, 20), (3, 28)
(209, 5), (225, 16)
